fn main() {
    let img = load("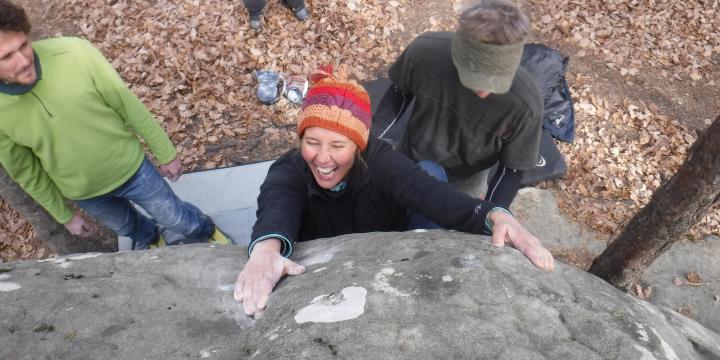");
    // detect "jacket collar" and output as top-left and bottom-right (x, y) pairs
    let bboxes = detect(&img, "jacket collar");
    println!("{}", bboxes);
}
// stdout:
(0, 51), (43, 95)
